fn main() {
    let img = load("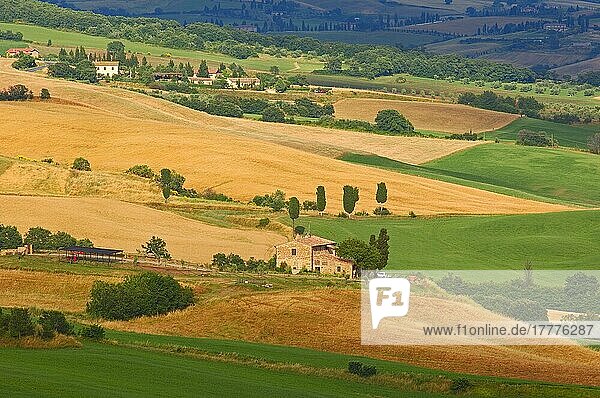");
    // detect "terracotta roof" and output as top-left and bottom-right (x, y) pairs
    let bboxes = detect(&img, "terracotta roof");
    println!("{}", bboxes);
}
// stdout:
(6, 48), (37, 53)
(295, 236), (336, 247)
(94, 61), (119, 66)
